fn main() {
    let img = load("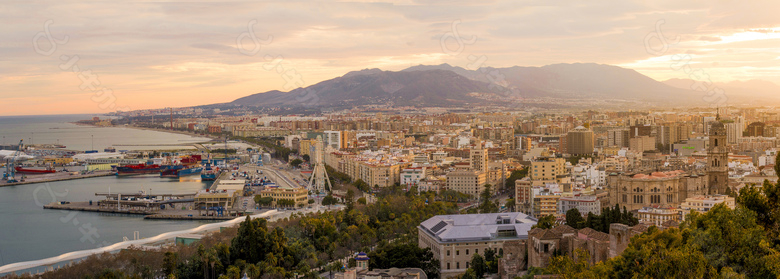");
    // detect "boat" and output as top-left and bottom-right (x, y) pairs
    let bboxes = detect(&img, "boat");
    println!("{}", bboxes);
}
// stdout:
(161, 166), (203, 178)
(115, 163), (162, 176)
(201, 155), (217, 181)
(201, 164), (217, 181)
(15, 166), (56, 174)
